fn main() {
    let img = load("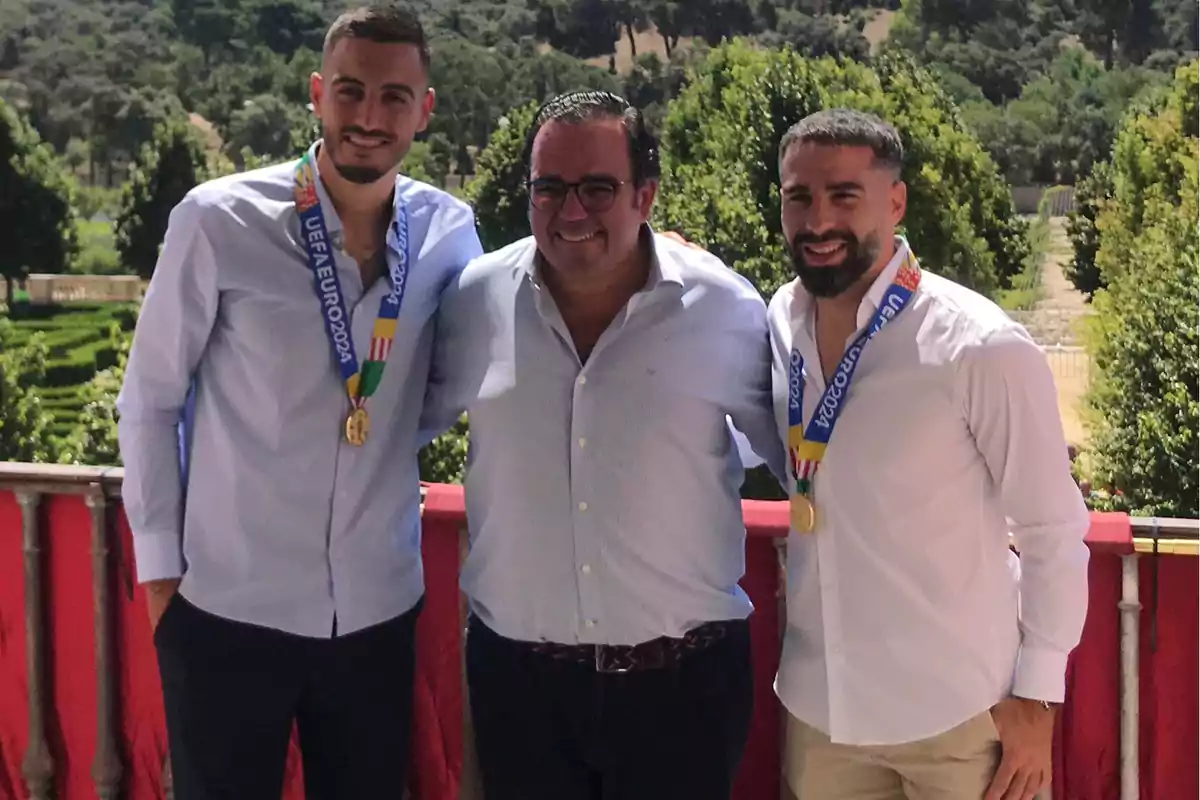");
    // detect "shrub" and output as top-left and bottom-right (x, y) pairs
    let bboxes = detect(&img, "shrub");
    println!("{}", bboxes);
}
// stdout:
(1083, 62), (1199, 517)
